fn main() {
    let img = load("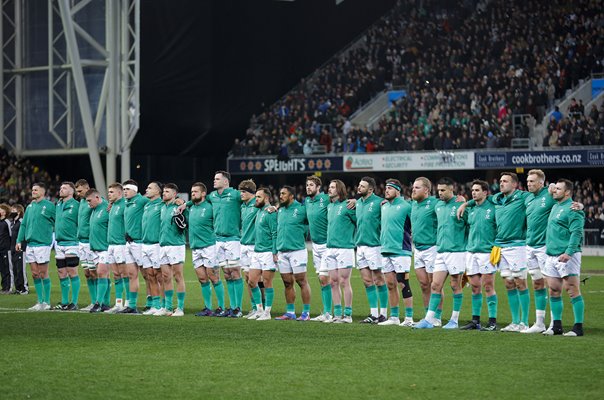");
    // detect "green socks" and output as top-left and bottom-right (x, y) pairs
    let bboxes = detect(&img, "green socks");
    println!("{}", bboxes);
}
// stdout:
(33, 278), (44, 304)
(471, 293), (483, 317)
(452, 293), (463, 312)
(303, 303), (311, 314)
(251, 286), (262, 308)
(152, 296), (161, 309)
(123, 277), (130, 297)
(571, 296), (584, 324)
(550, 296), (563, 321)
(145, 295), (152, 308)
(42, 278), (51, 304)
(129, 291), (138, 308)
(176, 291), (185, 310)
(233, 278), (244, 309)
(518, 289), (530, 325)
(487, 294), (498, 319)
(60, 277), (70, 305)
(334, 304), (342, 317)
(507, 288), (520, 324)
(213, 281), (225, 309)
(97, 278), (109, 305)
(87, 278), (97, 305)
(535, 288), (547, 311)
(104, 280), (111, 305)
(164, 289), (174, 311)
(286, 303), (295, 314)
(265, 288), (274, 309)
(391, 306), (400, 318)
(405, 307), (413, 318)
(377, 284), (388, 311)
(201, 282), (212, 309)
(428, 293), (442, 312)
(114, 278), (124, 301)
(365, 285), (378, 310)
(344, 306), (352, 317)
(70, 276), (81, 305)
(434, 308), (442, 320)
(226, 280), (235, 309)
(321, 285), (332, 314)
